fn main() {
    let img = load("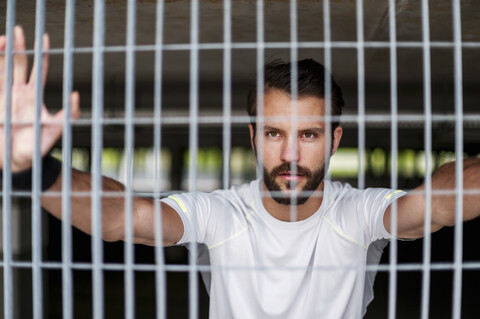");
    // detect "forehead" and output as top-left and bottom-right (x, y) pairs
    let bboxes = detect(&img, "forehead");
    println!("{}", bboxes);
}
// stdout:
(262, 89), (325, 120)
